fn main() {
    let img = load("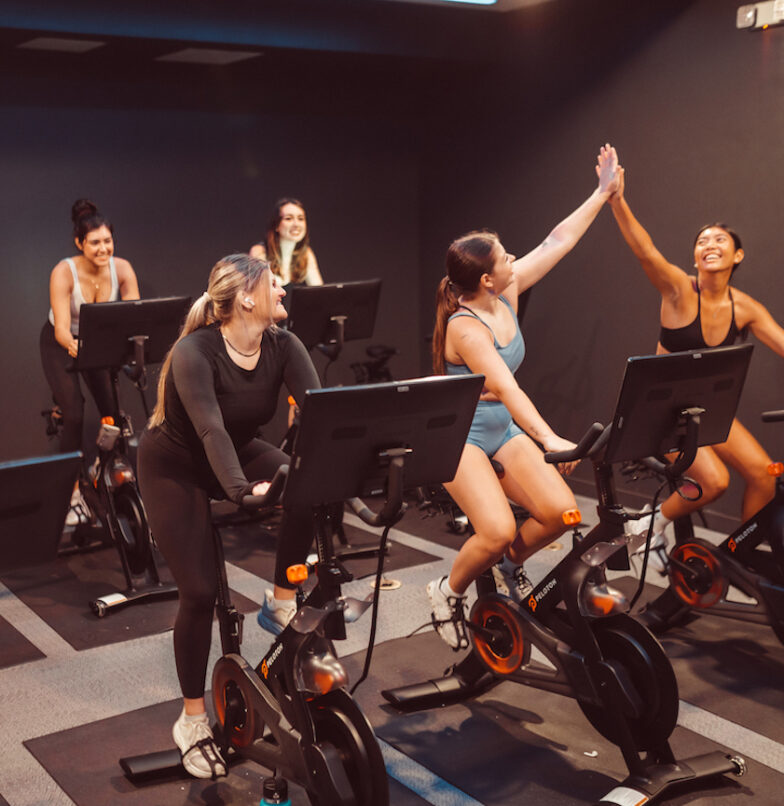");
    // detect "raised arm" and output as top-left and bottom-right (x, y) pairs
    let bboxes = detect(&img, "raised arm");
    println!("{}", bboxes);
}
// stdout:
(742, 294), (784, 357)
(608, 168), (688, 300)
(511, 144), (620, 294)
